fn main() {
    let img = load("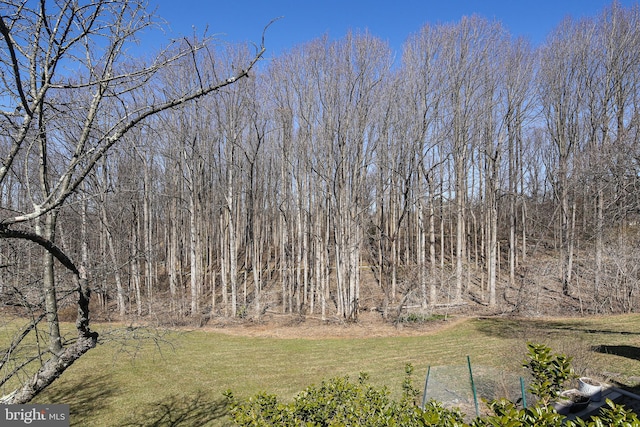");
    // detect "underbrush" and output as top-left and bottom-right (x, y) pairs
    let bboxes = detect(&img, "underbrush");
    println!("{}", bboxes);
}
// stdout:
(397, 312), (448, 324)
